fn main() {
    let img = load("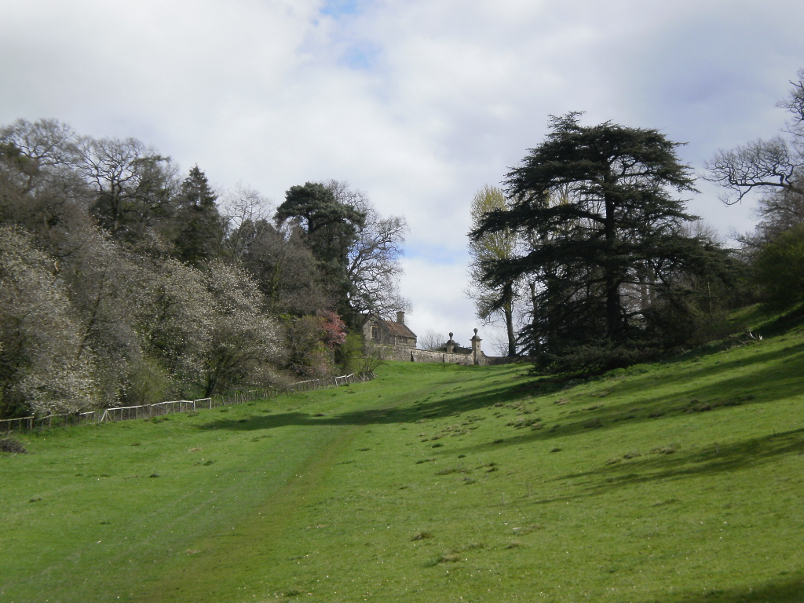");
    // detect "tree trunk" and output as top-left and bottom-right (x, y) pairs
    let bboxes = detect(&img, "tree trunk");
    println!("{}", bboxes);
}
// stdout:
(498, 282), (516, 356)
(603, 190), (621, 339)
(504, 303), (516, 357)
